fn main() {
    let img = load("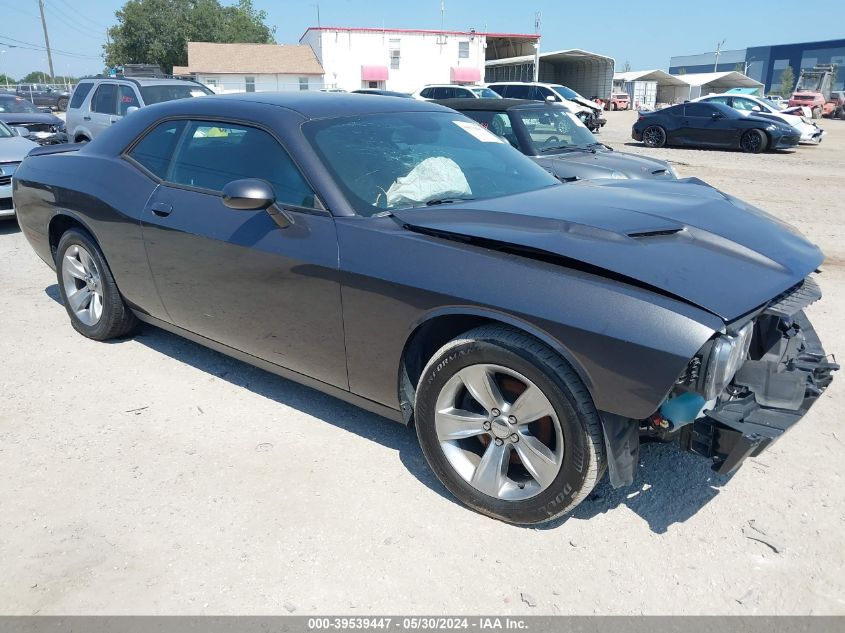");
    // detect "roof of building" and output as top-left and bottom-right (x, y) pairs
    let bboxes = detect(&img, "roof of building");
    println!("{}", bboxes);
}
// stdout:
(486, 48), (614, 66)
(614, 69), (688, 85)
(673, 71), (763, 88)
(300, 26), (539, 41)
(180, 42), (324, 75)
